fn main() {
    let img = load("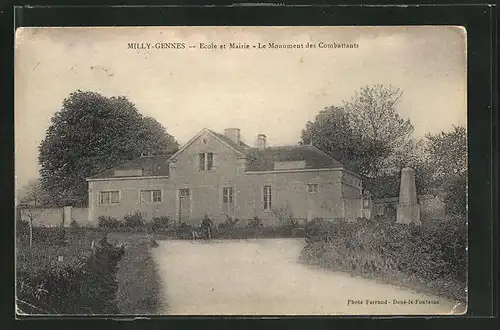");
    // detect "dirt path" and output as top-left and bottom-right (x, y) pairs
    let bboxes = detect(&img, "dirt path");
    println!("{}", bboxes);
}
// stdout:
(152, 238), (464, 315)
